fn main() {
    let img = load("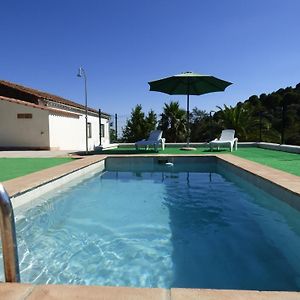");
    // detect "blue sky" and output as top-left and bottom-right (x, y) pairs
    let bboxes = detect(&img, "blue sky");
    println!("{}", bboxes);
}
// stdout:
(1, 0), (300, 121)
